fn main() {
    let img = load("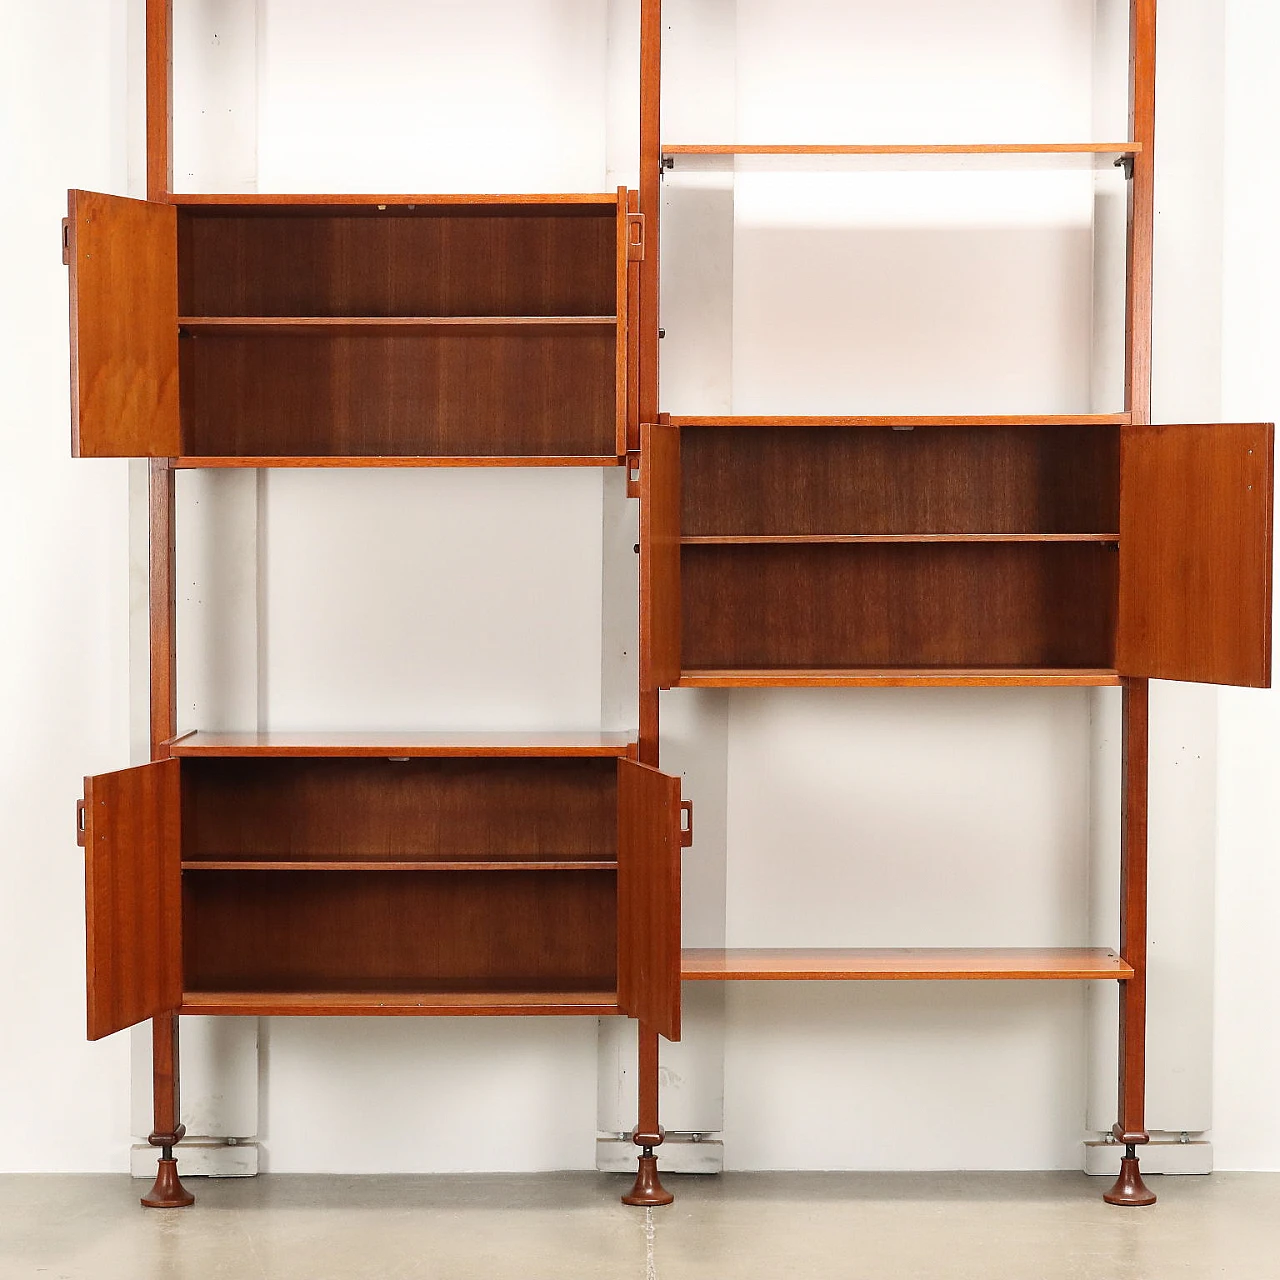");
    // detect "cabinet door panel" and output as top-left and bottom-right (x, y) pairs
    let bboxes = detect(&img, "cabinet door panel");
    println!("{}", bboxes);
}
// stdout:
(67, 190), (179, 457)
(641, 422), (681, 689)
(1118, 423), (1273, 687)
(617, 759), (682, 1041)
(83, 760), (181, 1039)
